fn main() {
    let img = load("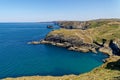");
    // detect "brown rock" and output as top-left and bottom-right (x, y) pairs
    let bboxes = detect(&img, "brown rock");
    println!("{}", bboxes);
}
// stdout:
(99, 47), (112, 56)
